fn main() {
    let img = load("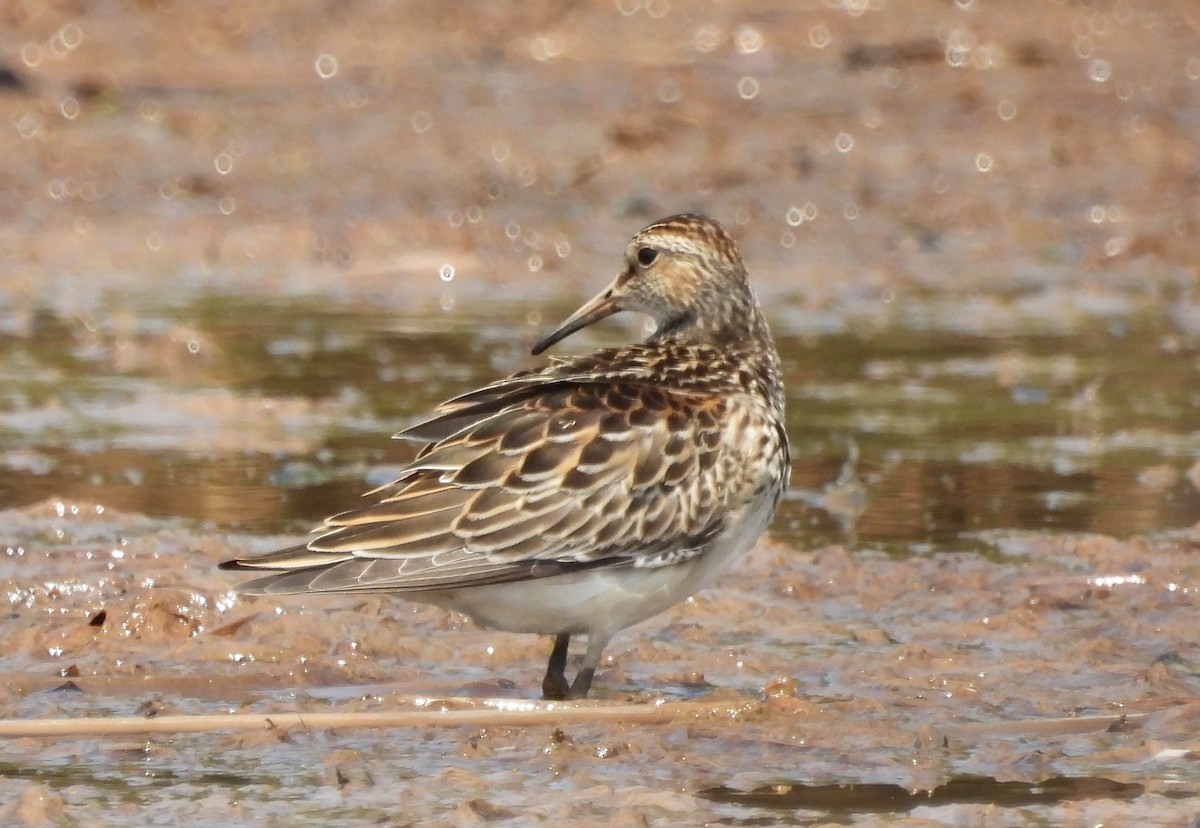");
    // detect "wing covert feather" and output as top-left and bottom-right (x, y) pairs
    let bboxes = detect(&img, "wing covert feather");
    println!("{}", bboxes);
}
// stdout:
(225, 350), (786, 594)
